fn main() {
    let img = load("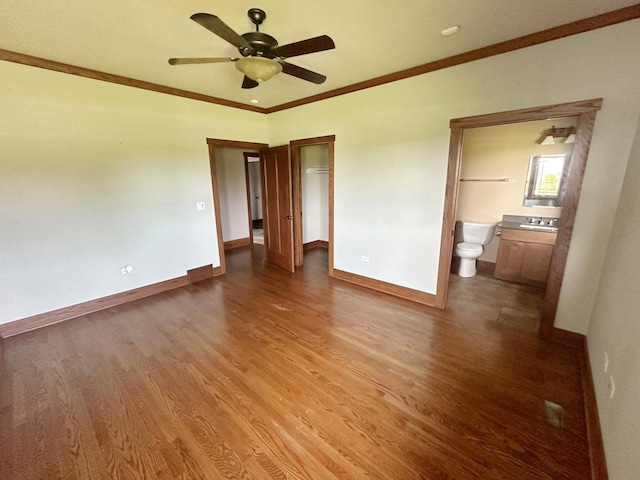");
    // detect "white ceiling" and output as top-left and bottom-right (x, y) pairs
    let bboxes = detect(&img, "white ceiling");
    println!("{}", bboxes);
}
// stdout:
(1, 1), (638, 109)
